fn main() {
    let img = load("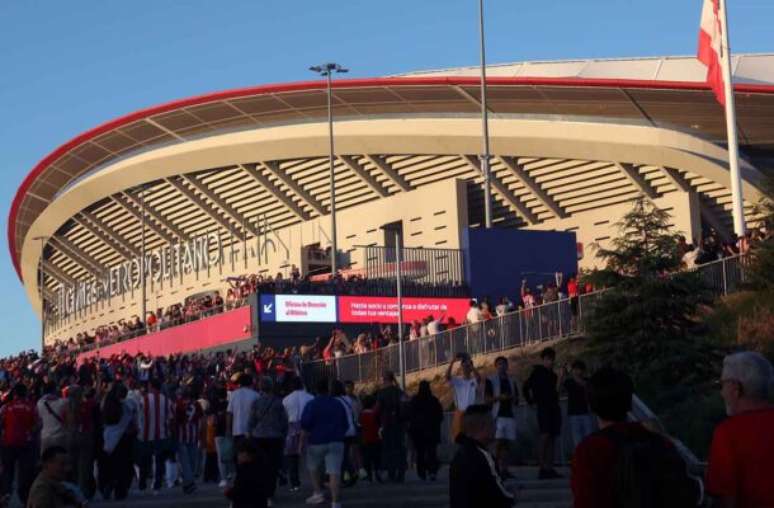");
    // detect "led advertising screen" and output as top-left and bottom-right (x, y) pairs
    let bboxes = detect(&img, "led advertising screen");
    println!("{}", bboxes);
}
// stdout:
(260, 294), (337, 323)
(337, 296), (470, 324)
